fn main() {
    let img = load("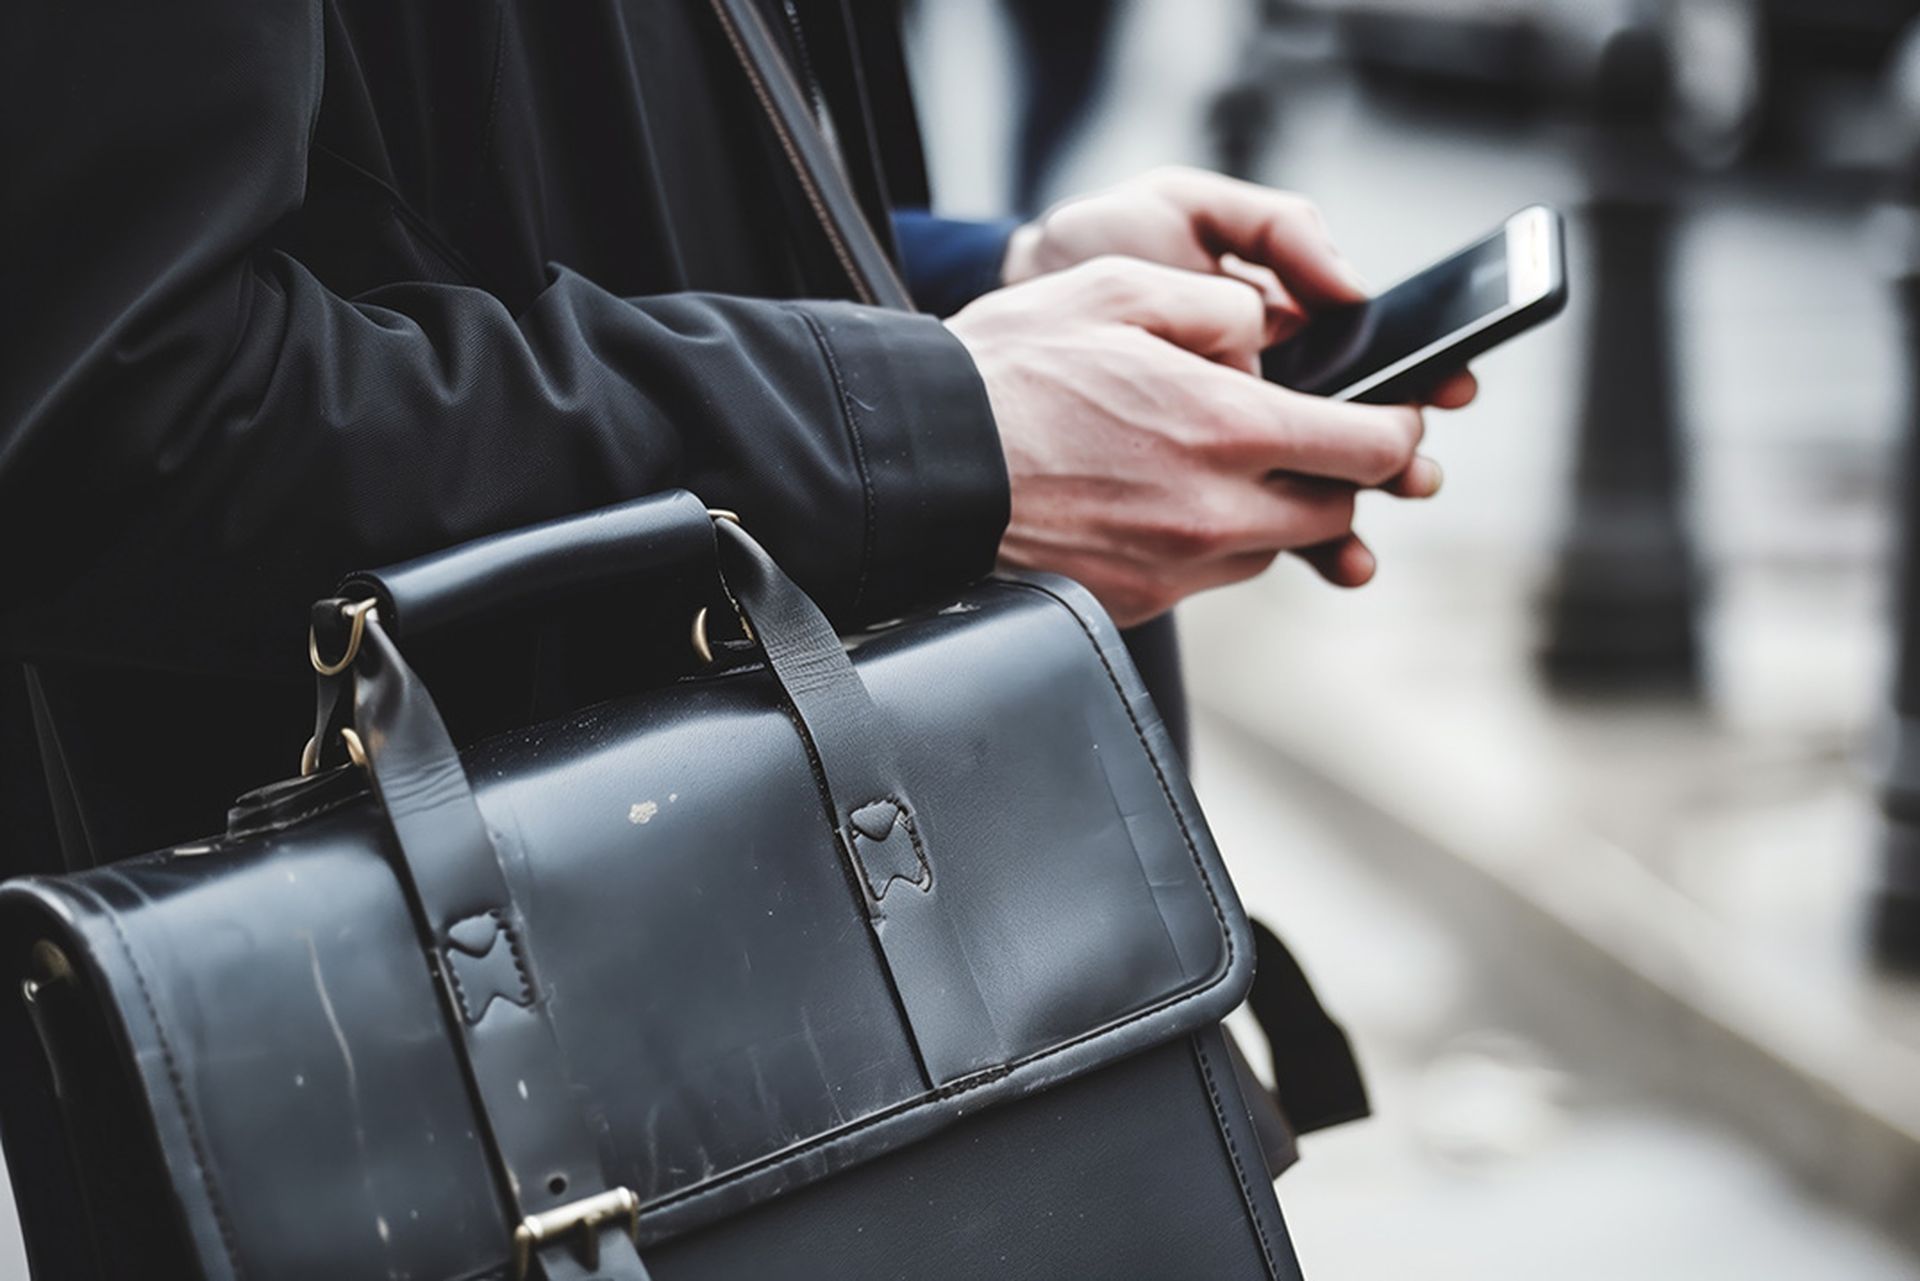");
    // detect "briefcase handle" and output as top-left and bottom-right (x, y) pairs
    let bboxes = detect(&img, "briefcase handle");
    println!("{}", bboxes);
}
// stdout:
(327, 488), (720, 645)
(293, 494), (922, 1281)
